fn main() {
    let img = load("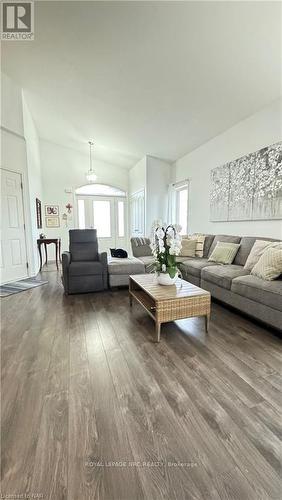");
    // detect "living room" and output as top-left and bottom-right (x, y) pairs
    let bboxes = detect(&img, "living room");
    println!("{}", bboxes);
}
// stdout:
(1, 1), (281, 499)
